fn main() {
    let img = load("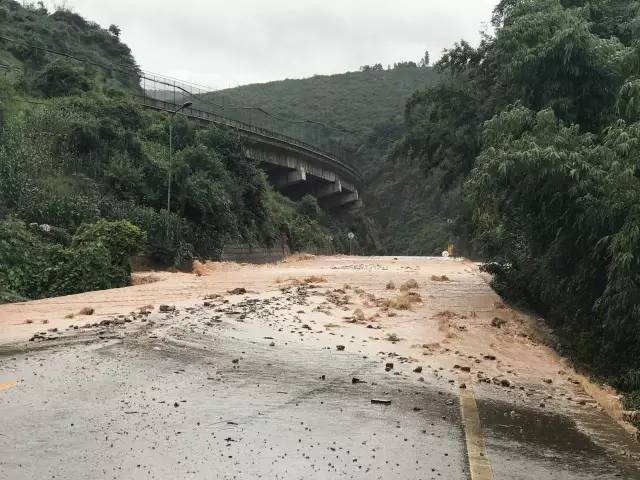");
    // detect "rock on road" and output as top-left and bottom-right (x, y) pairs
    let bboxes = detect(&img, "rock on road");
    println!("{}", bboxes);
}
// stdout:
(1, 255), (639, 479)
